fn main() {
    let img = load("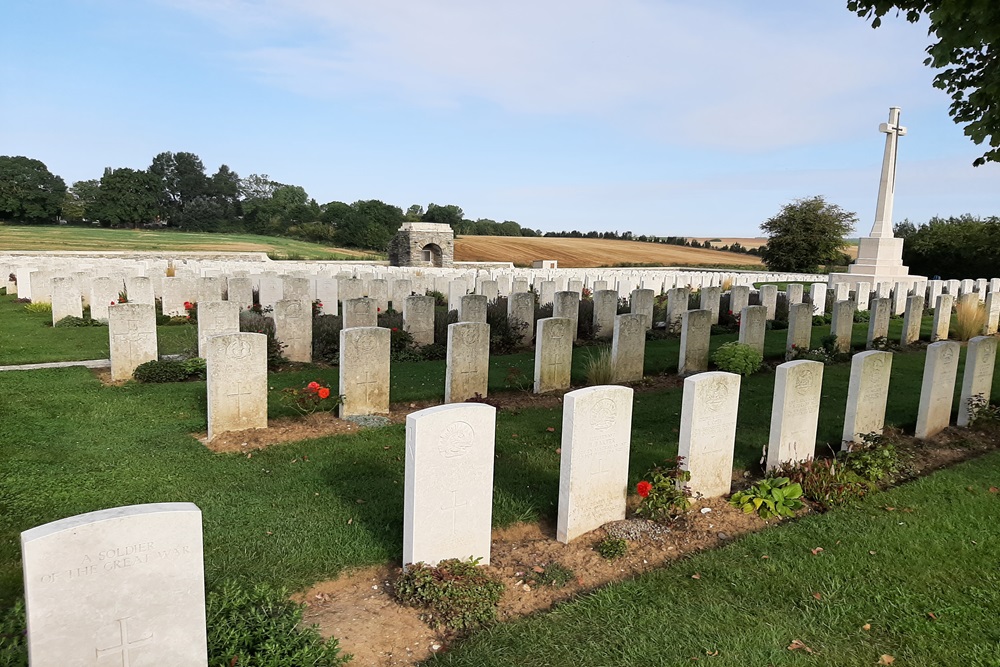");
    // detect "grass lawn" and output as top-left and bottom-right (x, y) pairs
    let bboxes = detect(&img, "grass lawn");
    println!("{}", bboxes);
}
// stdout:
(0, 224), (381, 261)
(2, 291), (1000, 664)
